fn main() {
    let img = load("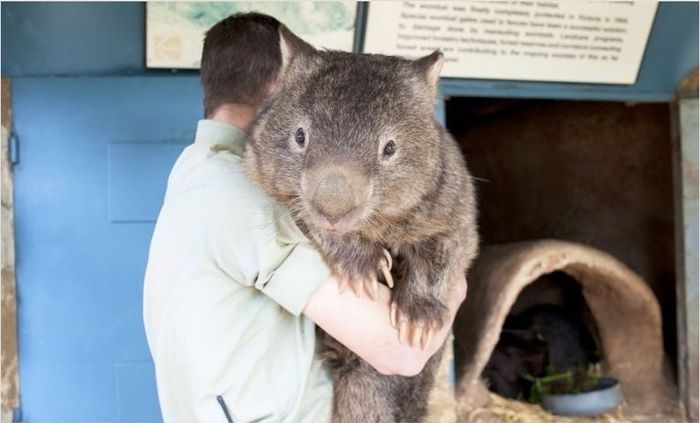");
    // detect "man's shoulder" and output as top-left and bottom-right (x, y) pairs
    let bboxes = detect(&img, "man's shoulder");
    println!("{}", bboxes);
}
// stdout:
(158, 145), (275, 229)
(204, 151), (270, 204)
(171, 145), (259, 194)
